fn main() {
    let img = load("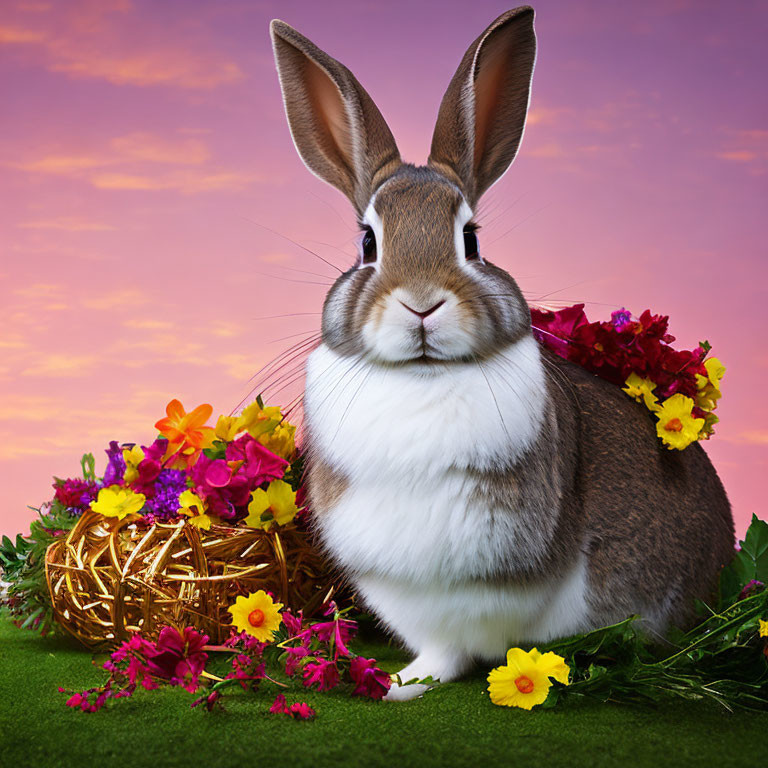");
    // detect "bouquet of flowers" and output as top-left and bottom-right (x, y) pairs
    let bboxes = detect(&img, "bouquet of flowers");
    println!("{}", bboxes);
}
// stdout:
(531, 304), (724, 450)
(1, 397), (340, 647)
